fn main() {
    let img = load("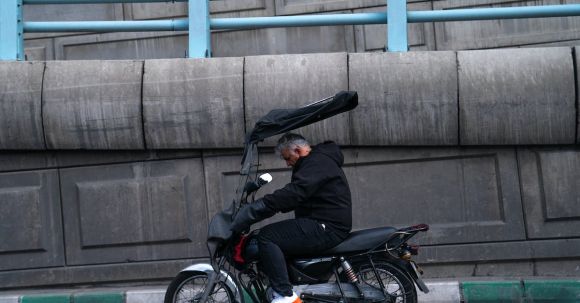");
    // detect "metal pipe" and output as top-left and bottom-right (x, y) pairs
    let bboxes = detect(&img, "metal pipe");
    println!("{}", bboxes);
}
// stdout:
(210, 4), (580, 30)
(23, 0), (185, 3)
(24, 19), (188, 32)
(21, 4), (580, 33)
(210, 13), (387, 30)
(408, 4), (580, 22)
